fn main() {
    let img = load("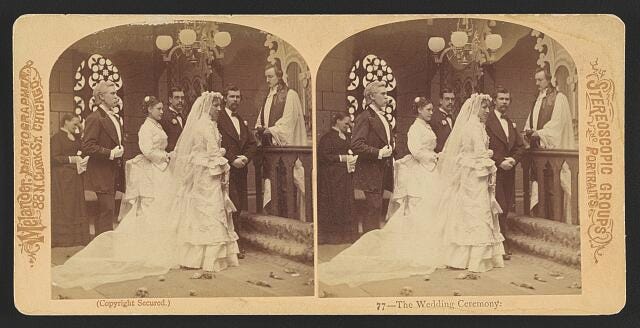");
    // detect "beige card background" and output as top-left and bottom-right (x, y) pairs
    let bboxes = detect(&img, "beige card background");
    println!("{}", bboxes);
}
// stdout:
(13, 14), (625, 315)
